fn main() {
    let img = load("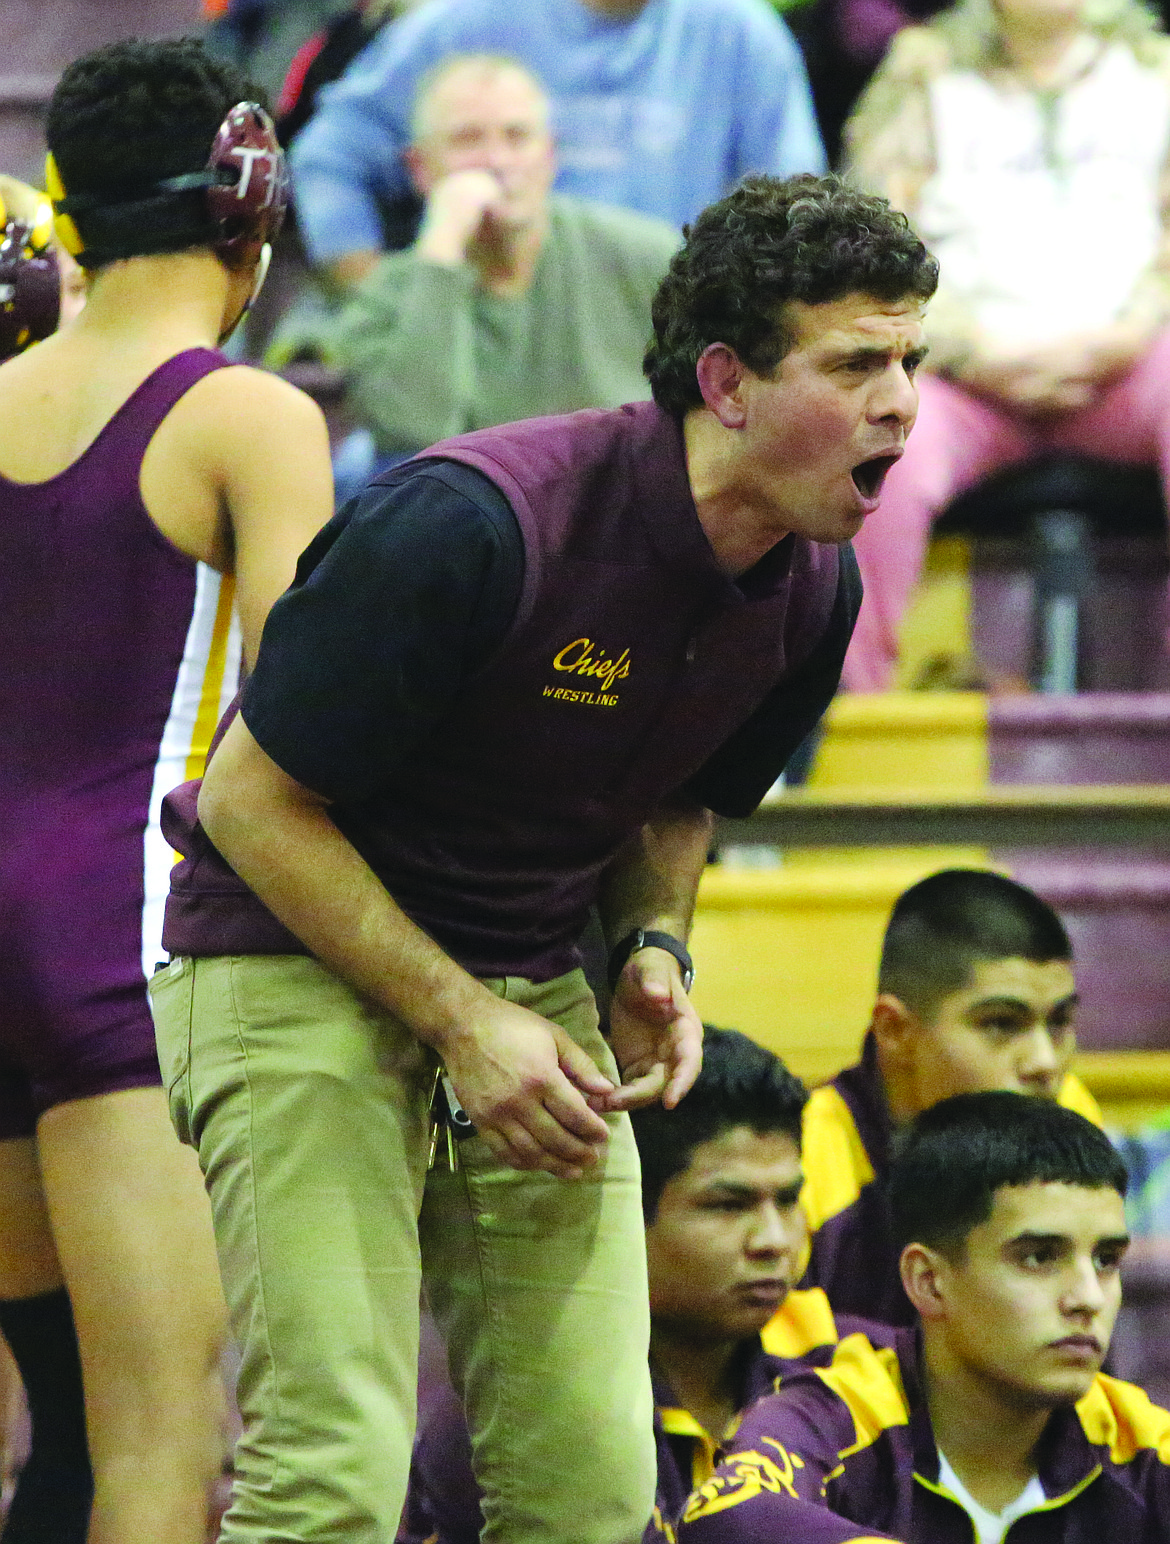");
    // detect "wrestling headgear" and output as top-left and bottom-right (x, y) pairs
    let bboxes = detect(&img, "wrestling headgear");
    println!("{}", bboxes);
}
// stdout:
(45, 102), (289, 269)
(0, 193), (61, 361)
